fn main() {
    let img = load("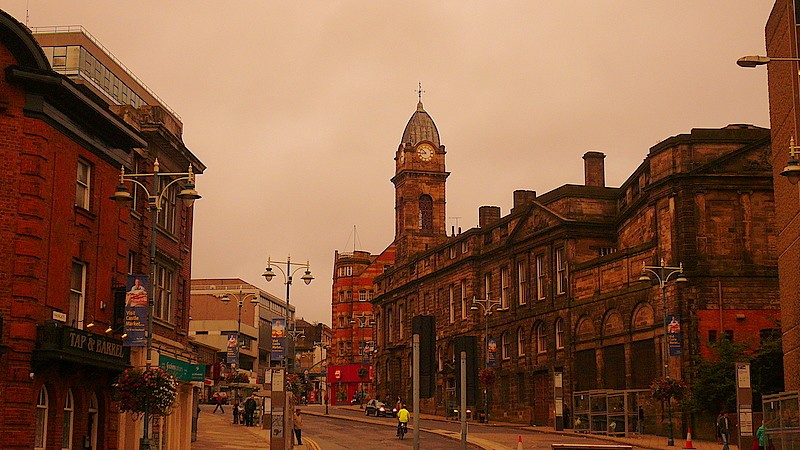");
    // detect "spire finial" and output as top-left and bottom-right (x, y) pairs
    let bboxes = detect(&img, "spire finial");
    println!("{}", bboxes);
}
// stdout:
(416, 82), (425, 106)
